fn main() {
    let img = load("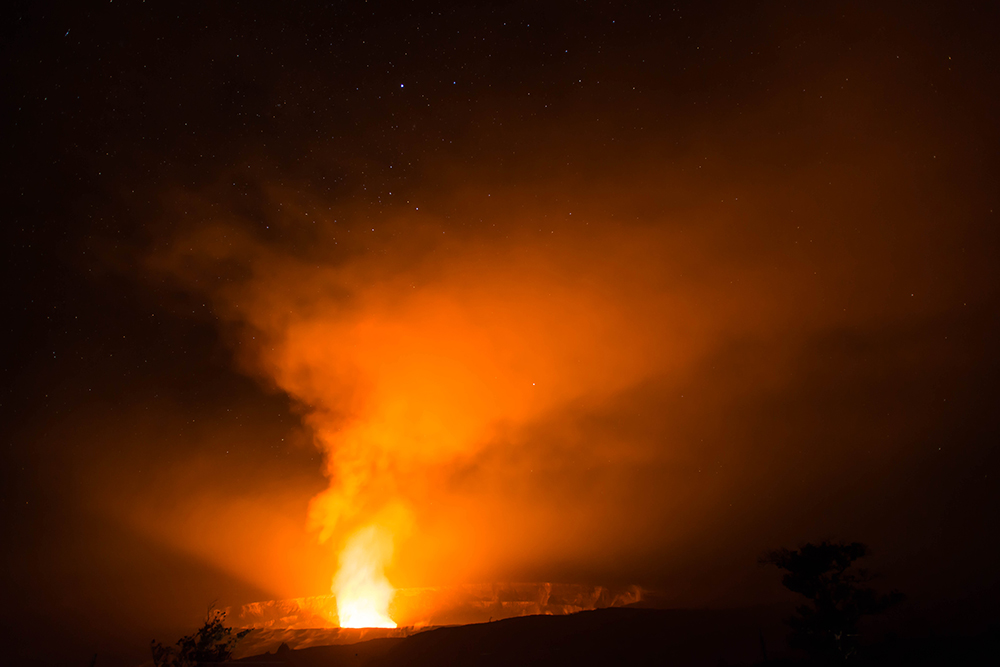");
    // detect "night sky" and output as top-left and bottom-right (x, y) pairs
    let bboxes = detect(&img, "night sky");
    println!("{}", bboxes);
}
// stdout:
(3, 1), (1000, 665)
